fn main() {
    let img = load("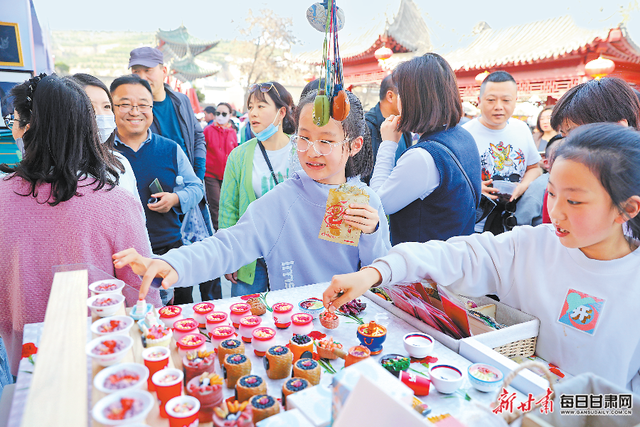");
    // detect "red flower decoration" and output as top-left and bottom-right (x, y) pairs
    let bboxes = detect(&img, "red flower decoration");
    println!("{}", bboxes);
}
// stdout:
(410, 355), (438, 364)
(548, 363), (565, 378)
(240, 294), (260, 301)
(308, 331), (326, 340)
(21, 343), (38, 359)
(312, 352), (320, 361)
